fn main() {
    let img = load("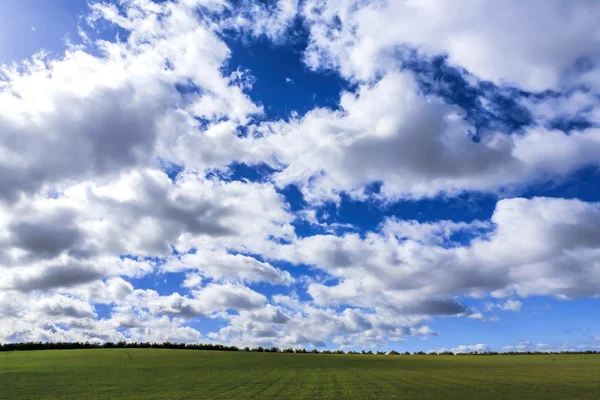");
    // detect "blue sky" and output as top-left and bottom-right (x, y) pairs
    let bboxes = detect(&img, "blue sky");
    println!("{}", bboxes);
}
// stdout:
(1, 0), (600, 353)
